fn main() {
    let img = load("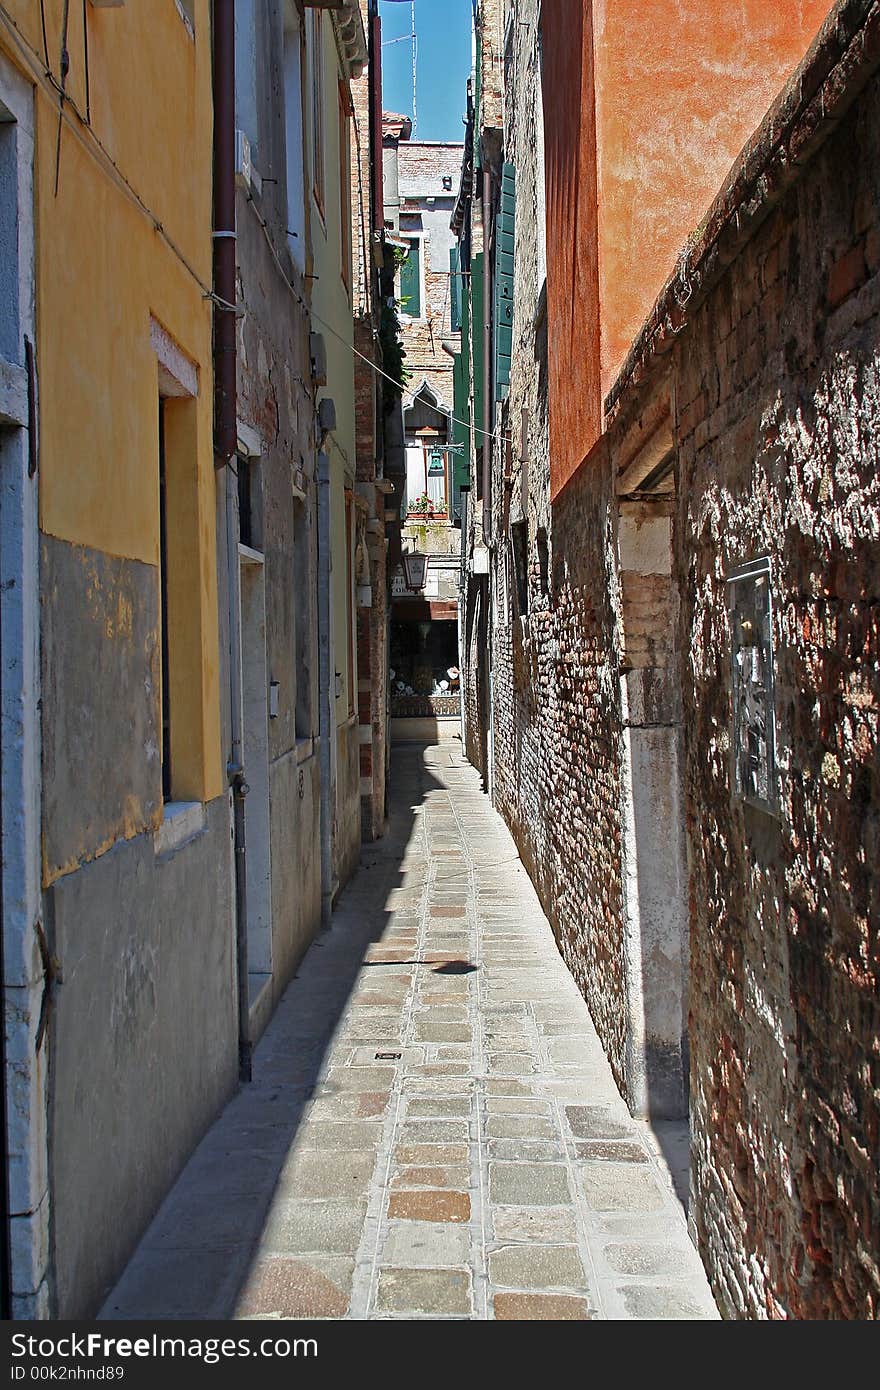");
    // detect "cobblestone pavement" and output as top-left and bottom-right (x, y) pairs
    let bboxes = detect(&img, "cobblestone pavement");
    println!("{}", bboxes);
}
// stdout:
(103, 743), (718, 1321)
